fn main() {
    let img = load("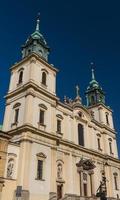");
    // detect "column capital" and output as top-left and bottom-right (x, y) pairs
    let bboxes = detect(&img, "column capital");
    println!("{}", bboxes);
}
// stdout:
(77, 166), (83, 173)
(88, 169), (94, 175)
